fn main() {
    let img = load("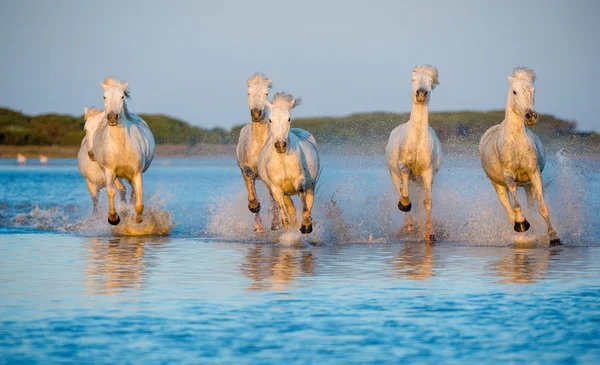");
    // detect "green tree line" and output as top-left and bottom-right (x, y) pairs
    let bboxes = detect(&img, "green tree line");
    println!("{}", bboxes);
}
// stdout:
(1, 107), (597, 152)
